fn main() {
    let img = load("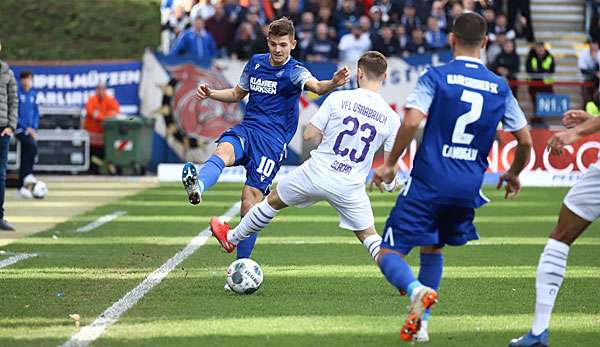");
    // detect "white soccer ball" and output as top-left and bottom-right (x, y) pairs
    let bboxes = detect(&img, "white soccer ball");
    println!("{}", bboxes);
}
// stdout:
(32, 181), (48, 199)
(226, 258), (263, 294)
